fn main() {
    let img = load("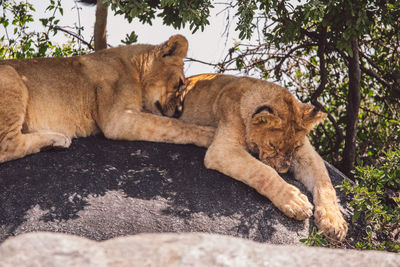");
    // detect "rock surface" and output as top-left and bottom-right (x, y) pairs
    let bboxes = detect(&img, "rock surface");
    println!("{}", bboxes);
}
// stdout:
(0, 135), (351, 245)
(1, 232), (399, 267)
